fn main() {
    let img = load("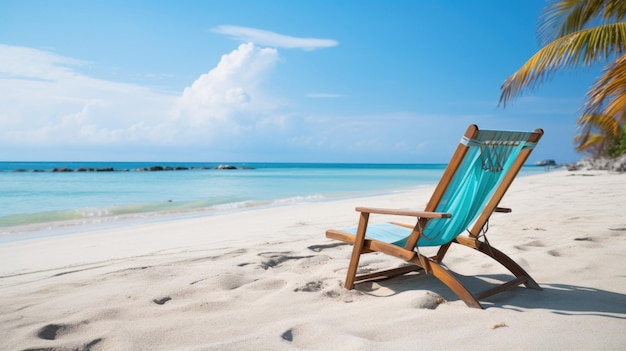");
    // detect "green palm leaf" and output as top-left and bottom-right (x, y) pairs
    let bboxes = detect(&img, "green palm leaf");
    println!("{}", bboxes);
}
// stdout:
(502, 0), (626, 157)
(574, 133), (609, 152)
(583, 53), (626, 120)
(539, 0), (626, 45)
(499, 22), (626, 106)
(575, 113), (621, 154)
(577, 113), (621, 133)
